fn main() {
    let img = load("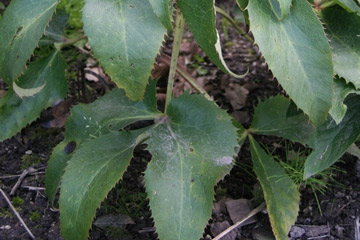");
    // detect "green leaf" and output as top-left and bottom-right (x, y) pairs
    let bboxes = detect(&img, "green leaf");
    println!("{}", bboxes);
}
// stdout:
(334, 0), (360, 16)
(0, 0), (59, 84)
(178, 0), (244, 78)
(0, 50), (67, 142)
(249, 136), (300, 240)
(236, 0), (249, 11)
(43, 9), (69, 43)
(250, 96), (314, 145)
(304, 95), (360, 179)
(82, 0), (167, 100)
(45, 81), (161, 205)
(247, 0), (333, 126)
(329, 77), (359, 124)
(149, 0), (173, 31)
(57, 0), (83, 29)
(322, 6), (360, 88)
(59, 130), (147, 240)
(268, 0), (292, 20)
(12, 81), (46, 99)
(144, 93), (239, 240)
